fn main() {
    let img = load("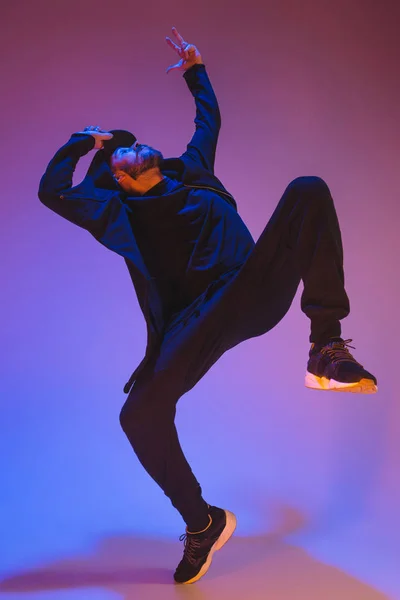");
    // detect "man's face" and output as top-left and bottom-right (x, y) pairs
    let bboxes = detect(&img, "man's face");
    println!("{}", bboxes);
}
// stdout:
(110, 143), (163, 193)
